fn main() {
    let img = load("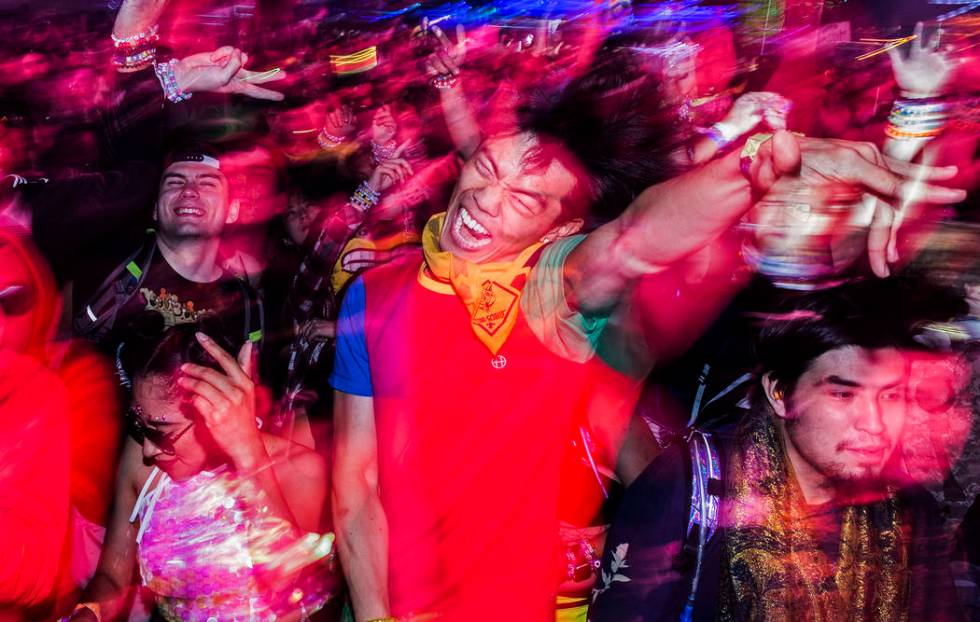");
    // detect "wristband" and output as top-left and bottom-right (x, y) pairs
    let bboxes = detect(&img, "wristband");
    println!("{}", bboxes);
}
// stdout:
(111, 24), (159, 46)
(317, 128), (347, 150)
(371, 140), (398, 163)
(901, 90), (942, 100)
(885, 125), (942, 140)
(350, 180), (380, 212)
(153, 59), (192, 104)
(113, 48), (157, 72)
(430, 74), (459, 90)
